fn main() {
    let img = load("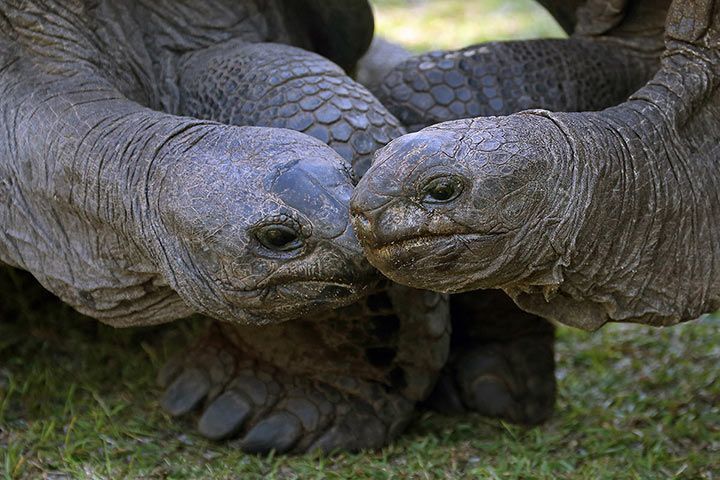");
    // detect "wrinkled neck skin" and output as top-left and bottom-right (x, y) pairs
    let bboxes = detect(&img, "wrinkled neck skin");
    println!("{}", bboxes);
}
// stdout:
(0, 2), (378, 328)
(0, 4), (224, 325)
(0, 56), (224, 325)
(1, 0), (301, 110)
(507, 48), (720, 330)
(1, 59), (363, 328)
